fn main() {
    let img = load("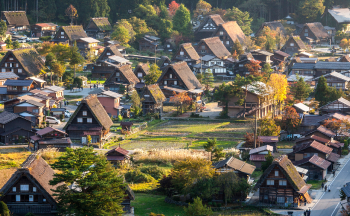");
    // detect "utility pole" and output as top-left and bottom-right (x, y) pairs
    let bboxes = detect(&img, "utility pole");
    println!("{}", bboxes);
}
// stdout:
(254, 110), (258, 148)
